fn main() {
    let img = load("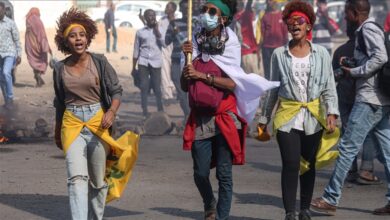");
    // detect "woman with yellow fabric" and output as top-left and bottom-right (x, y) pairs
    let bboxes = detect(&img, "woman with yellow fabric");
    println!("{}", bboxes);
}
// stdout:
(258, 1), (339, 220)
(53, 9), (123, 220)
